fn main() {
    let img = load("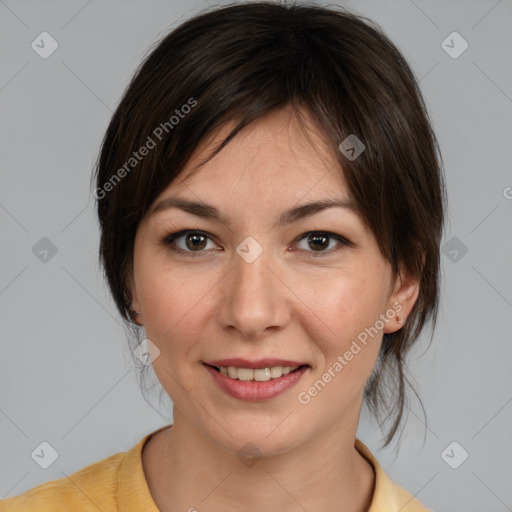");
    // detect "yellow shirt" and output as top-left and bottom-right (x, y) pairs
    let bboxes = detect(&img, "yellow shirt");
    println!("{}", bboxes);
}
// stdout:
(0, 424), (431, 511)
